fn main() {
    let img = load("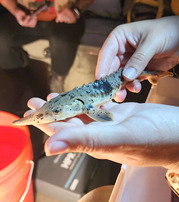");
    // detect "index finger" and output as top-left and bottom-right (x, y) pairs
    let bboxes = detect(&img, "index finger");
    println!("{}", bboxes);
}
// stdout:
(95, 33), (119, 79)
